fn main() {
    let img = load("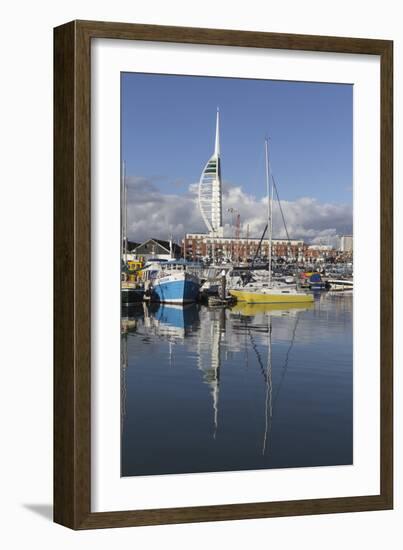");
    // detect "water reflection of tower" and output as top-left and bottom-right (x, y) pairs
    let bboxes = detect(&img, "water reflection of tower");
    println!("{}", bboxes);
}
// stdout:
(197, 307), (225, 438)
